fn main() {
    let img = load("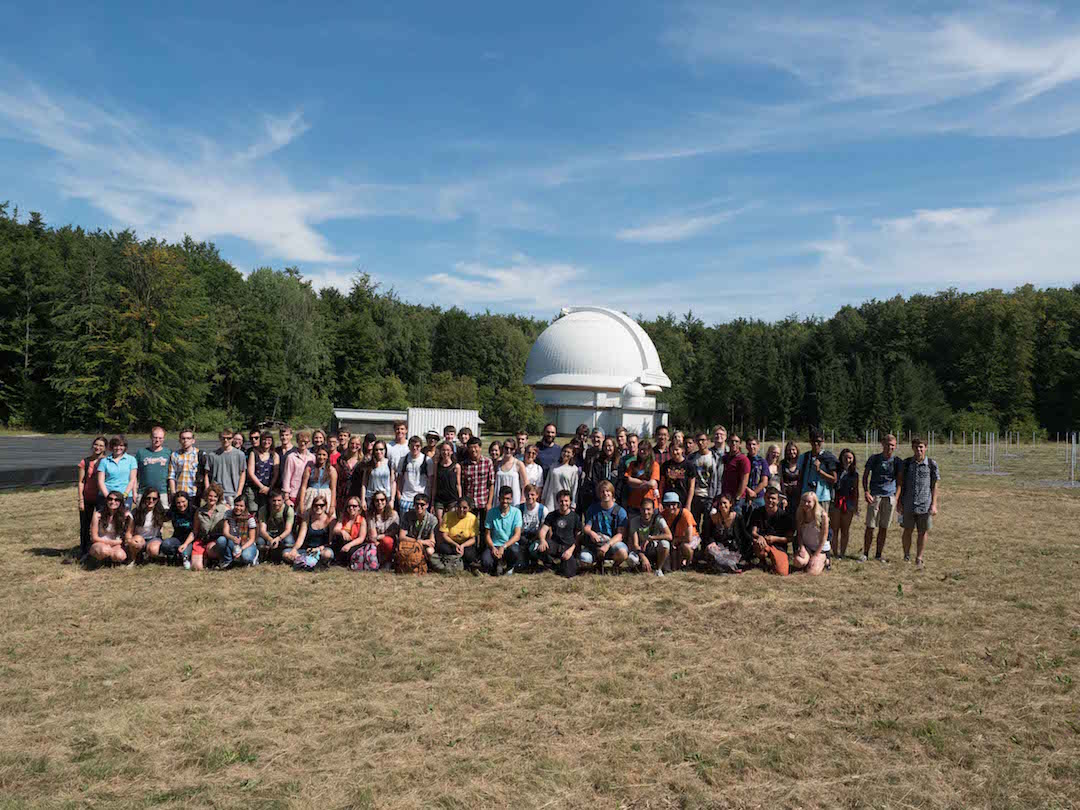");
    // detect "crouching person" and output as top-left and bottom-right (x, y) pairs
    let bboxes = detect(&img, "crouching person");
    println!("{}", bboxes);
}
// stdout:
(580, 480), (629, 574)
(88, 491), (132, 564)
(534, 490), (581, 577)
(257, 489), (295, 563)
(481, 486), (524, 576)
(431, 496), (480, 574)
(518, 484), (546, 570)
(192, 484), (228, 571)
(220, 497), (259, 568)
(696, 493), (750, 573)
(747, 485), (793, 575)
(626, 496), (671, 576)
(661, 491), (699, 570)
(285, 495), (334, 570)
(396, 494), (437, 574)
